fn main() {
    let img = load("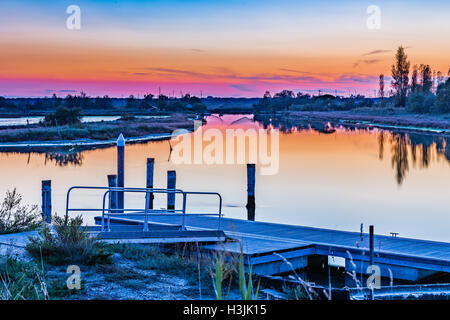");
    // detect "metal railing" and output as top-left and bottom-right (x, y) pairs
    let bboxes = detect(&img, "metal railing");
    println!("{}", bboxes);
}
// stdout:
(65, 186), (222, 232)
